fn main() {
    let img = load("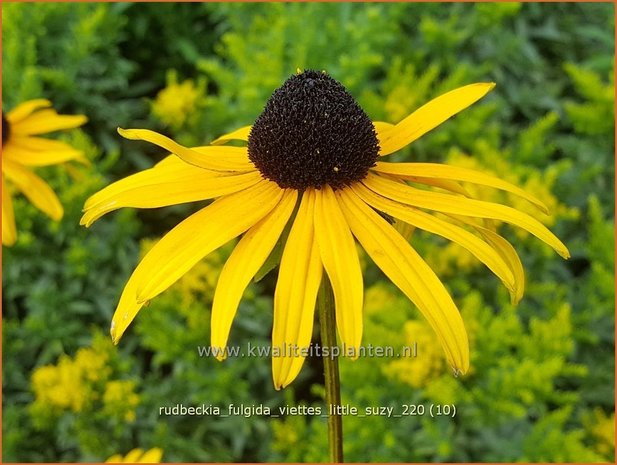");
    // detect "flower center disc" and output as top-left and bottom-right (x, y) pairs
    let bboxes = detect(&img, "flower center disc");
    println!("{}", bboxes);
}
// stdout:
(248, 70), (379, 190)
